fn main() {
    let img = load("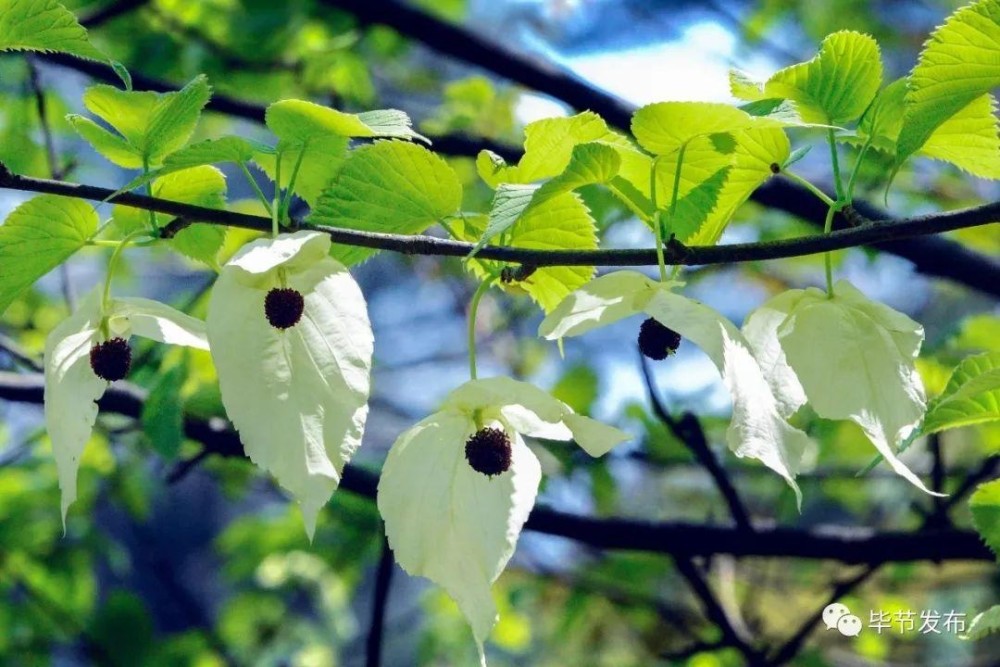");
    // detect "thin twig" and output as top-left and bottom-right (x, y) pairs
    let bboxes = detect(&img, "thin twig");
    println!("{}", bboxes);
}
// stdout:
(366, 536), (395, 667)
(641, 353), (753, 530)
(1, 167), (998, 271)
